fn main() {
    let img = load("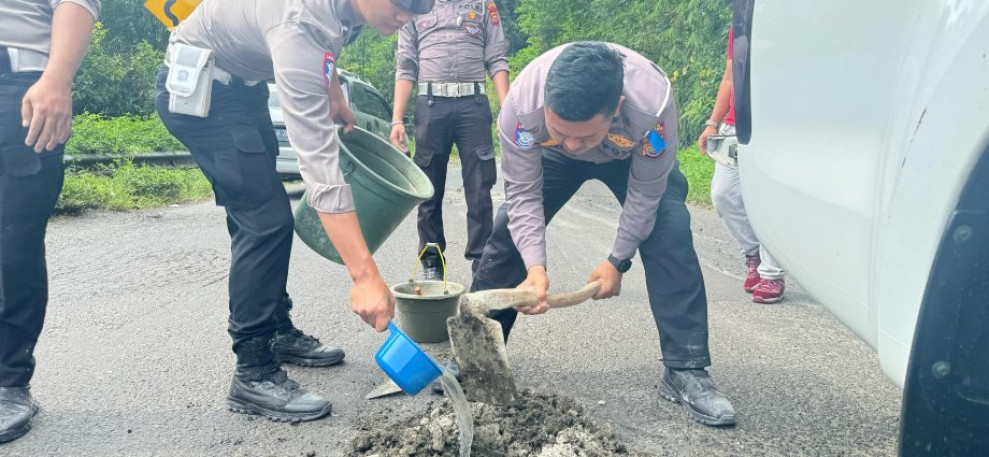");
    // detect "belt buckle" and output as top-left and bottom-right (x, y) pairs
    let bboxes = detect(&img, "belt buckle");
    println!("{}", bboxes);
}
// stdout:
(448, 83), (460, 97)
